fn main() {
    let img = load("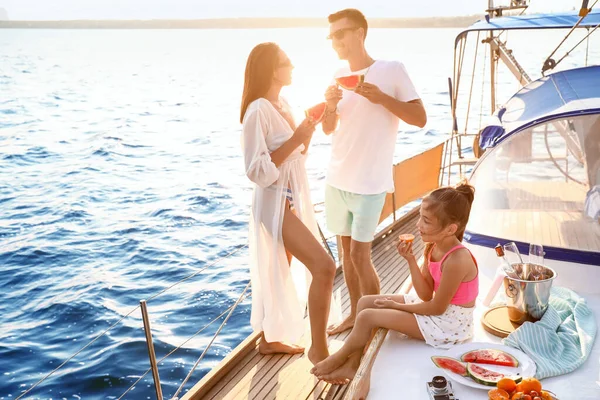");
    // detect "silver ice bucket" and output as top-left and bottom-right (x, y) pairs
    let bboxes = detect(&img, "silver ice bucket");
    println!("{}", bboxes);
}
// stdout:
(503, 263), (557, 324)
